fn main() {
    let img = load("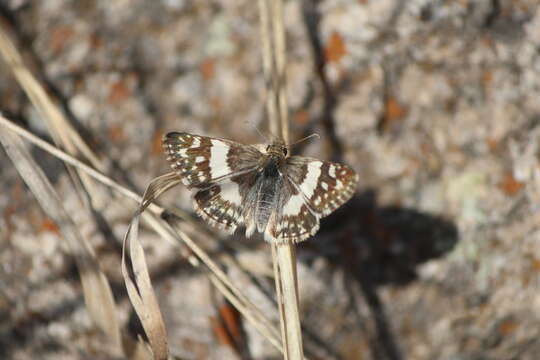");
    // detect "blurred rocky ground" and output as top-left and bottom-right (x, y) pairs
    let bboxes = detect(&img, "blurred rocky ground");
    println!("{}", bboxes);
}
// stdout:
(1, 0), (540, 359)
